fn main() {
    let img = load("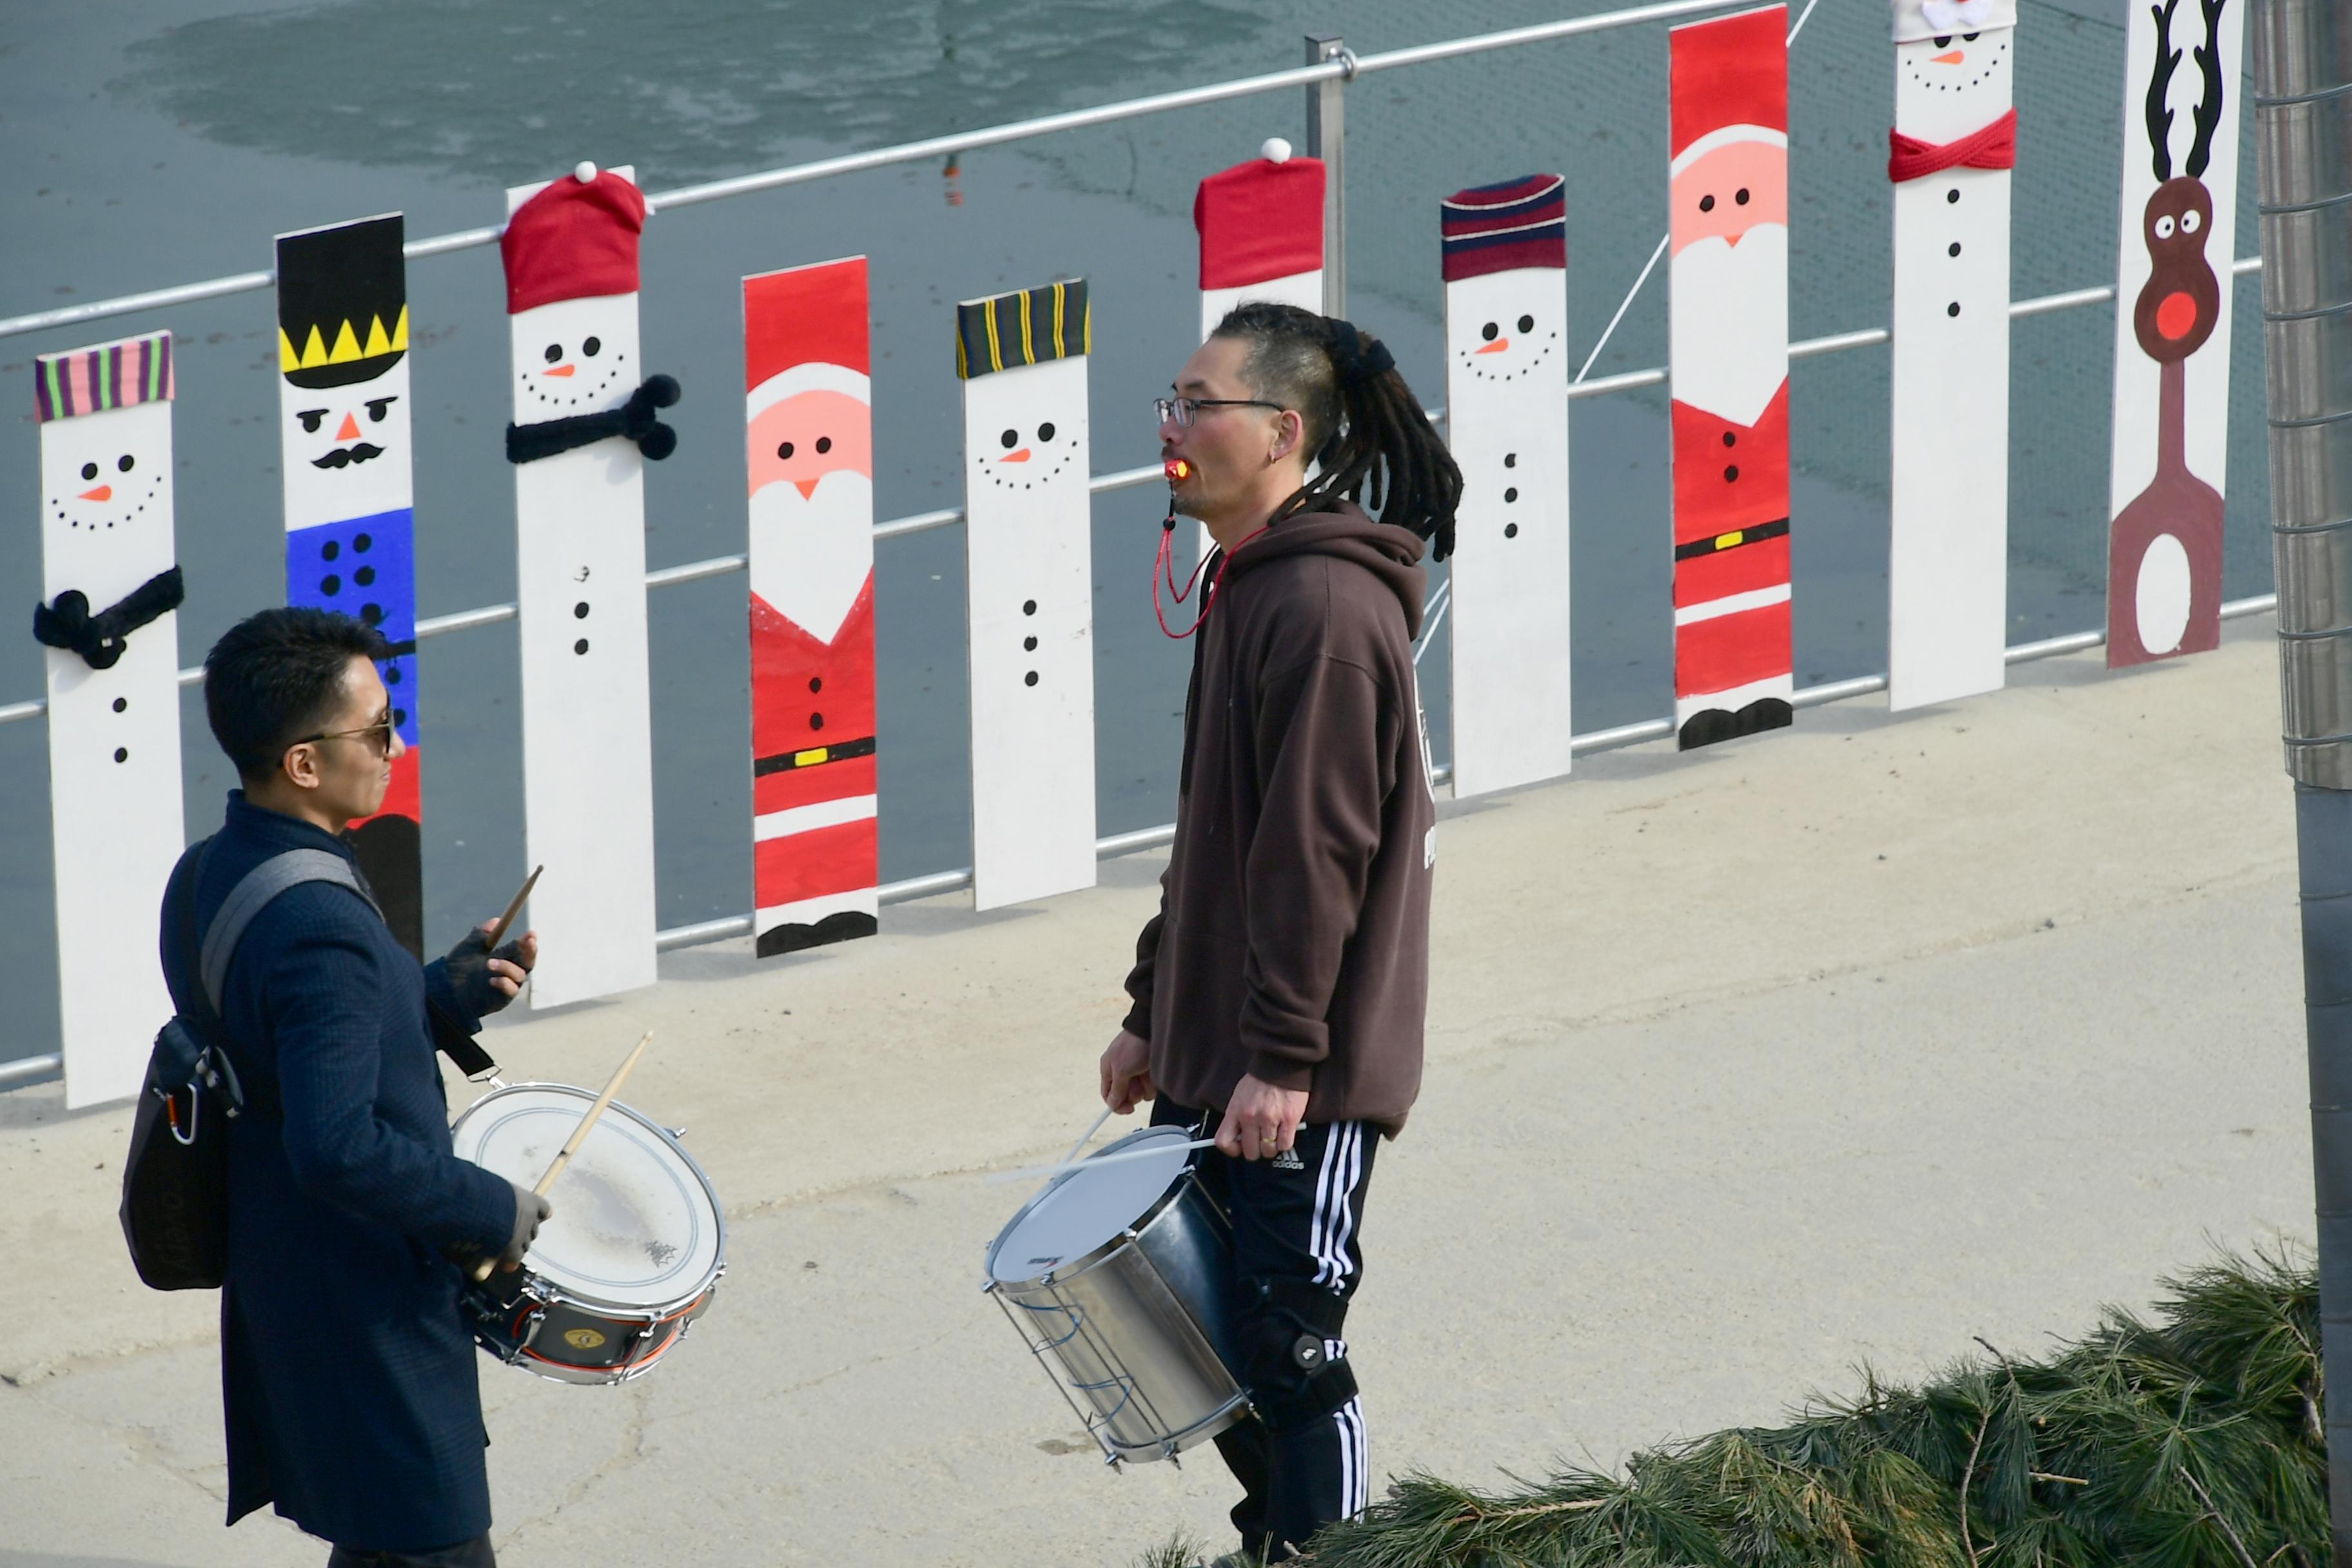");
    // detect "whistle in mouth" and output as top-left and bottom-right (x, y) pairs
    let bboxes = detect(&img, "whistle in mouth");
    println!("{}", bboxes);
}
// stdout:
(1164, 458), (1191, 482)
